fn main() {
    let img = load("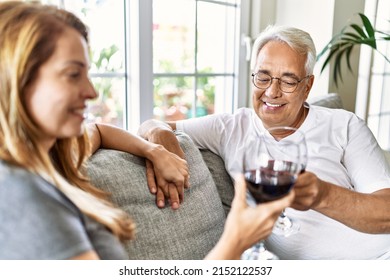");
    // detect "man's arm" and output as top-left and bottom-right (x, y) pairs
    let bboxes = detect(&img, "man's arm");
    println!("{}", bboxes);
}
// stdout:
(138, 119), (177, 139)
(293, 172), (390, 233)
(138, 120), (183, 157)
